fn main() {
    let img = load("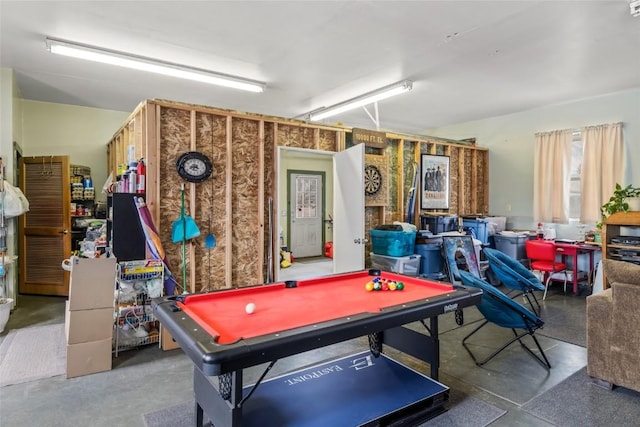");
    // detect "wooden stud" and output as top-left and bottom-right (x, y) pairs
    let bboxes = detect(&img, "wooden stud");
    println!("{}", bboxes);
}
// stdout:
(189, 110), (197, 293)
(225, 115), (233, 288)
(398, 139), (405, 221)
(257, 120), (265, 283)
